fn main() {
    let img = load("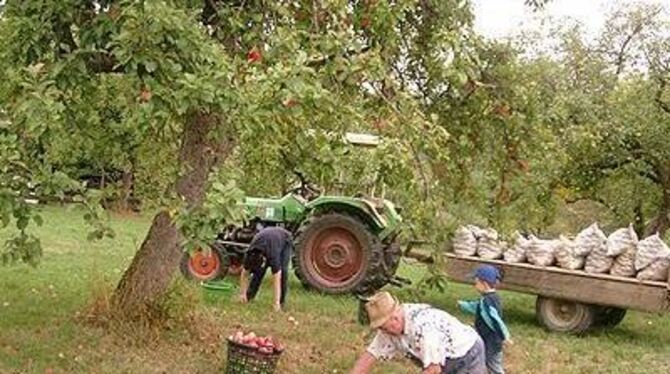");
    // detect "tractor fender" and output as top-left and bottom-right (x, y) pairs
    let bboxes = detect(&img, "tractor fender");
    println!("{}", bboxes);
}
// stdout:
(305, 198), (386, 232)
